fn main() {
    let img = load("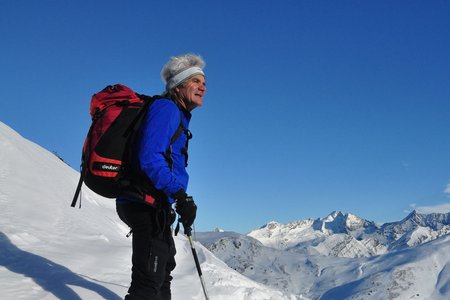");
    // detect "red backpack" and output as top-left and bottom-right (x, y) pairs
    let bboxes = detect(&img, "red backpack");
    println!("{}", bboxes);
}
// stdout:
(71, 84), (156, 207)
